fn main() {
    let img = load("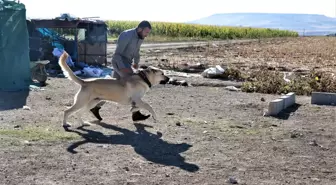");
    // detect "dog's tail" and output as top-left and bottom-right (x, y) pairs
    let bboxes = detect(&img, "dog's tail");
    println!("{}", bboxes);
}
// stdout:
(58, 51), (84, 85)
